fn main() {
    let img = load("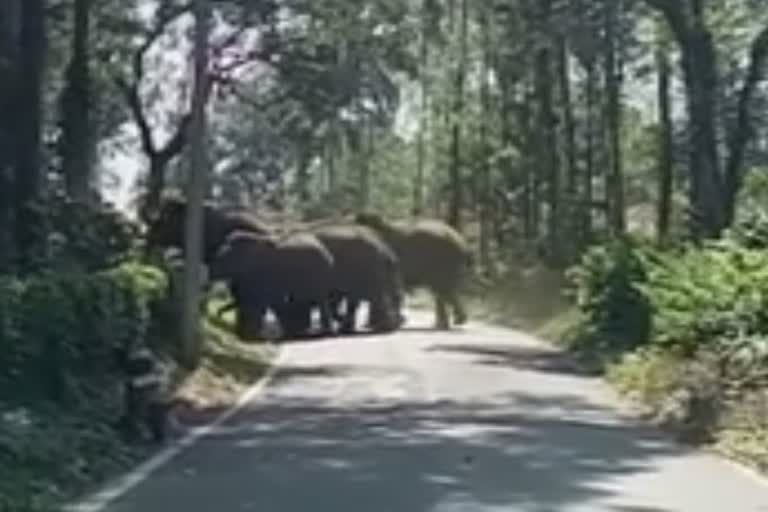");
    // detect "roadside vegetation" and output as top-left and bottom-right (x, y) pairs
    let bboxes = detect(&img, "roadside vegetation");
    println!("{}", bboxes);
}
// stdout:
(3, 0), (768, 508)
